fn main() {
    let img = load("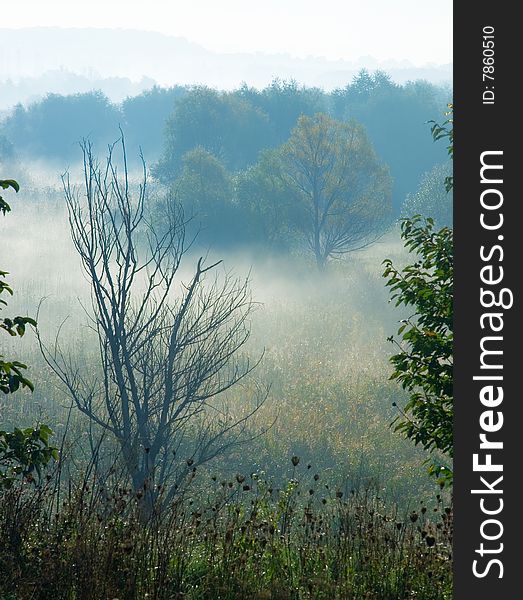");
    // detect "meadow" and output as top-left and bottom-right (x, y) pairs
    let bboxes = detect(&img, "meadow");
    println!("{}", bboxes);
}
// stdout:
(0, 182), (451, 599)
